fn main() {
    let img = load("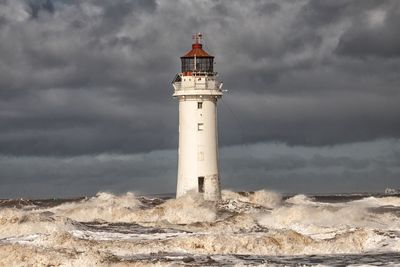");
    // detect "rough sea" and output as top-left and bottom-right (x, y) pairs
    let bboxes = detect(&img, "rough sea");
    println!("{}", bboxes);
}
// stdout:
(1, 190), (399, 266)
